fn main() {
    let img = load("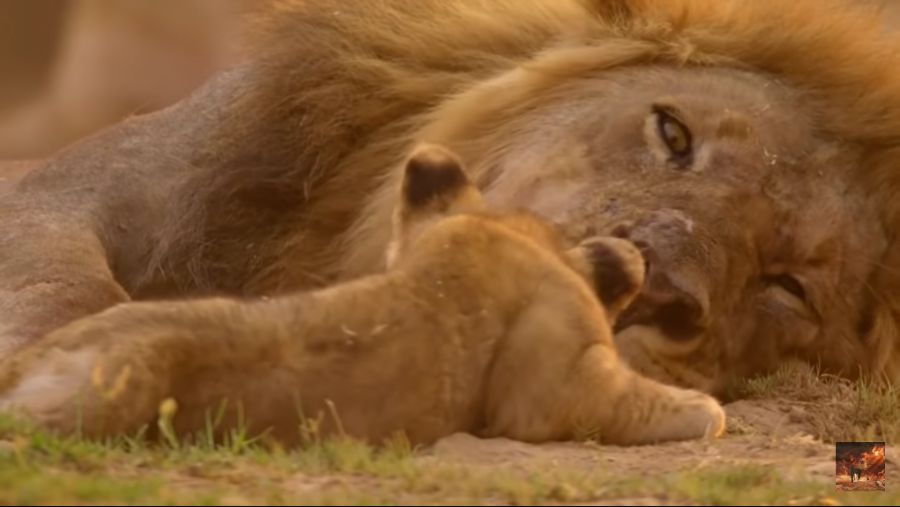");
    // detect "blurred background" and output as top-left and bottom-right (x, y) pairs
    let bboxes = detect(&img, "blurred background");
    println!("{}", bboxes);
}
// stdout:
(0, 0), (899, 162)
(0, 0), (261, 161)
